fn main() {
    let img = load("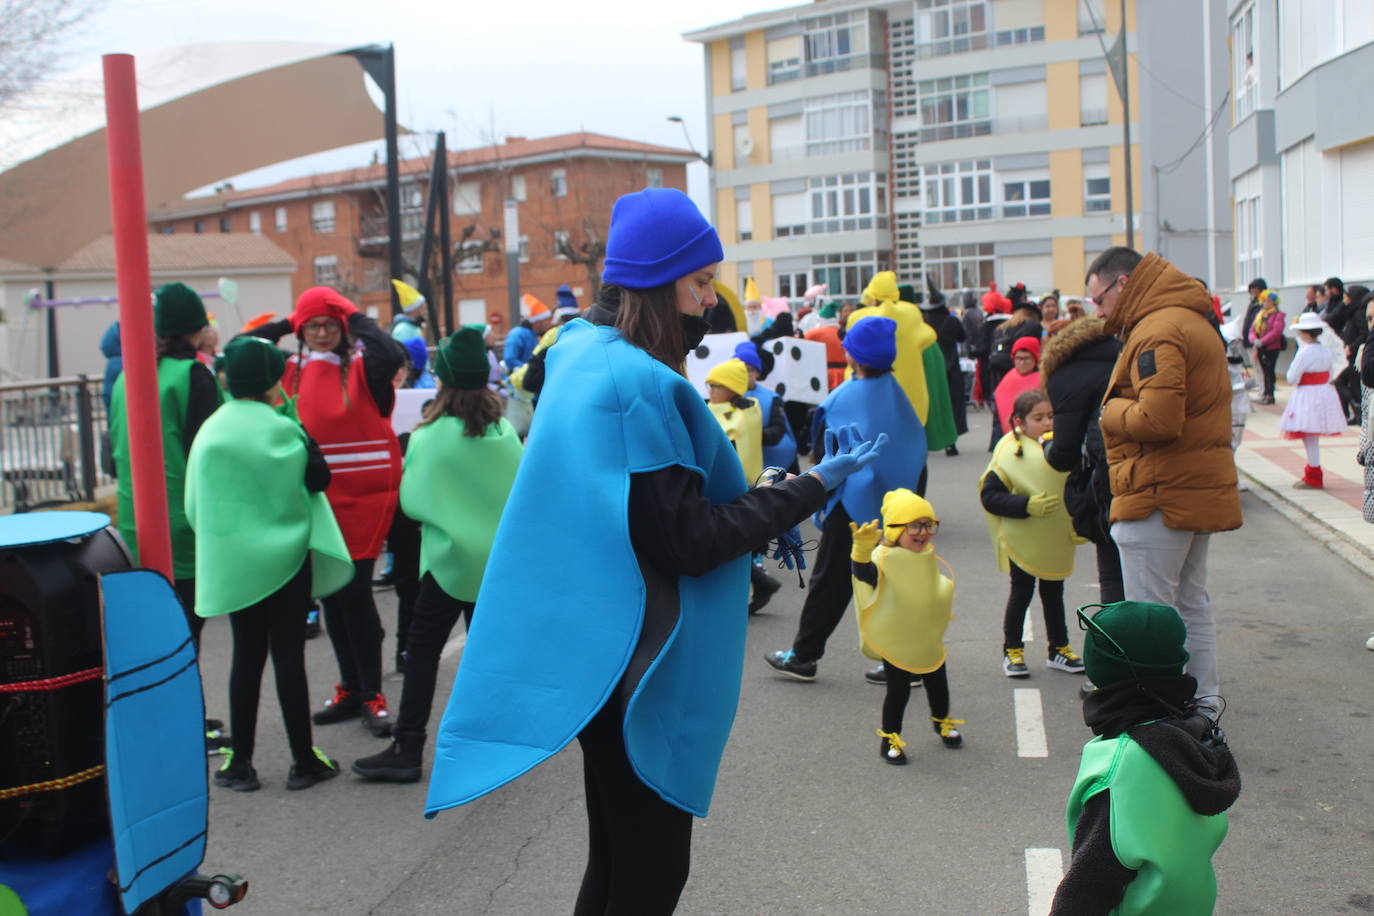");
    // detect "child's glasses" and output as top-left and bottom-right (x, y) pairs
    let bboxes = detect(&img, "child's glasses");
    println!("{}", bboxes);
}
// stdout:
(1076, 604), (1127, 658)
(905, 520), (939, 534)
